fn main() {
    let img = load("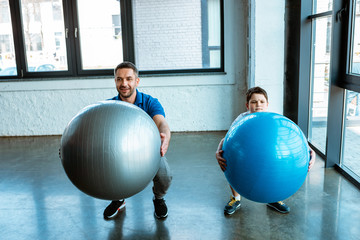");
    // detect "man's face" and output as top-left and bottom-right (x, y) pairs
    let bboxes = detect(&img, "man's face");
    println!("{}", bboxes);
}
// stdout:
(246, 93), (269, 113)
(115, 68), (139, 99)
